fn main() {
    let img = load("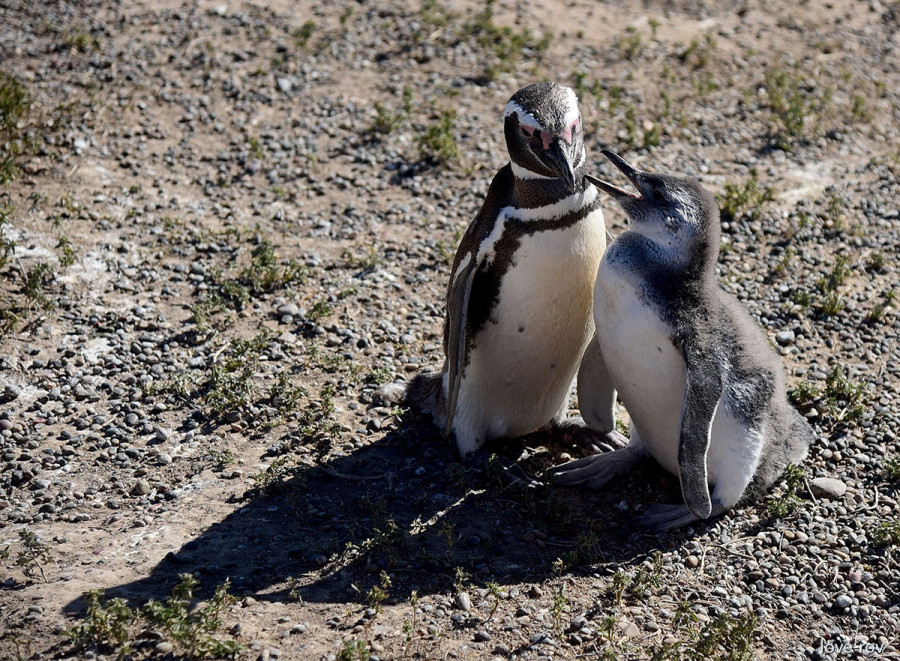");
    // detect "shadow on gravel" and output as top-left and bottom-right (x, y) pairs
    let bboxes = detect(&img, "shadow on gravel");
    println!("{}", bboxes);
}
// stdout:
(64, 415), (693, 614)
